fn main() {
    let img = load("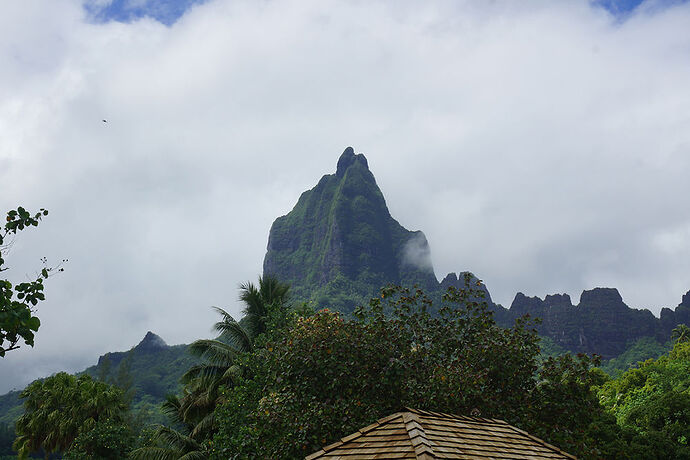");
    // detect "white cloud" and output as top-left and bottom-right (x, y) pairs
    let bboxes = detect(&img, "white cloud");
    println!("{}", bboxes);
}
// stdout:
(1, 0), (690, 392)
(402, 233), (434, 273)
